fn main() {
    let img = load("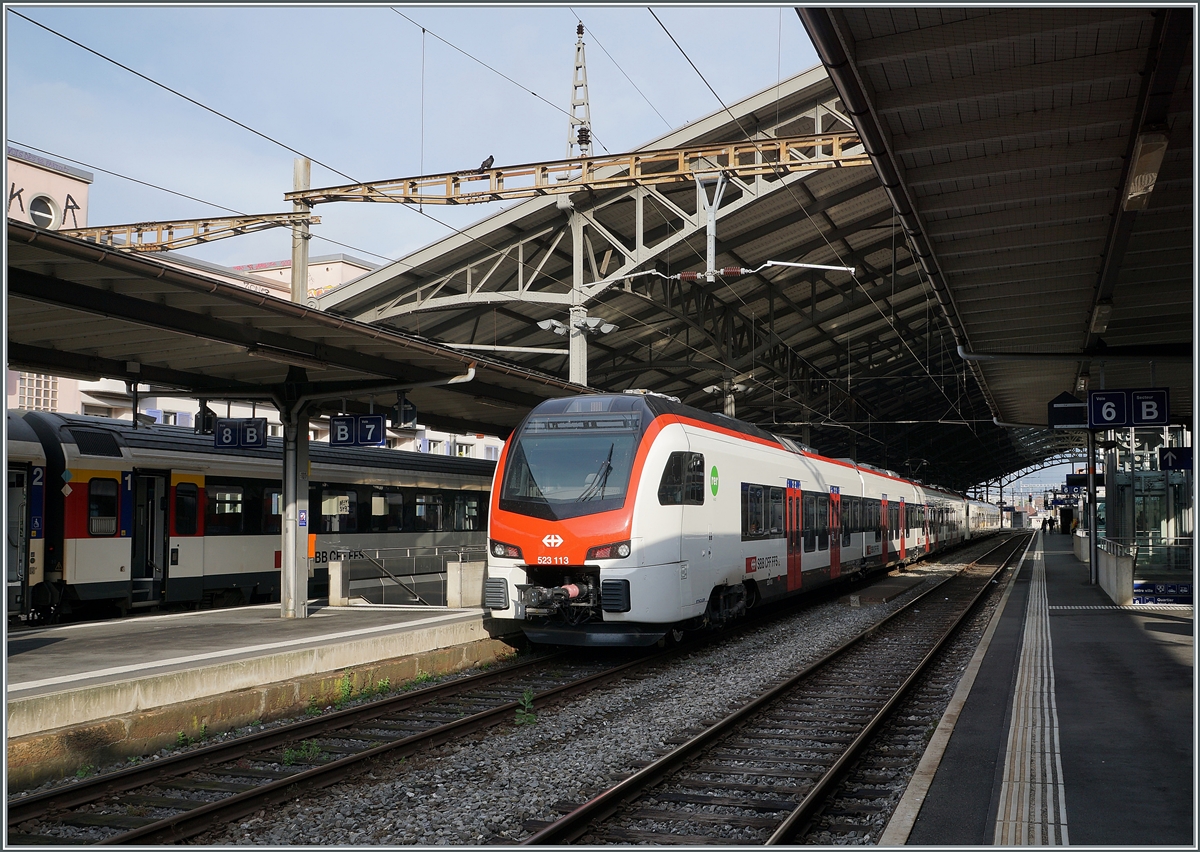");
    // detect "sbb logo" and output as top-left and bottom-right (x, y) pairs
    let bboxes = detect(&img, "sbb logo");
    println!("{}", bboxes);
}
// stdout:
(542, 534), (563, 548)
